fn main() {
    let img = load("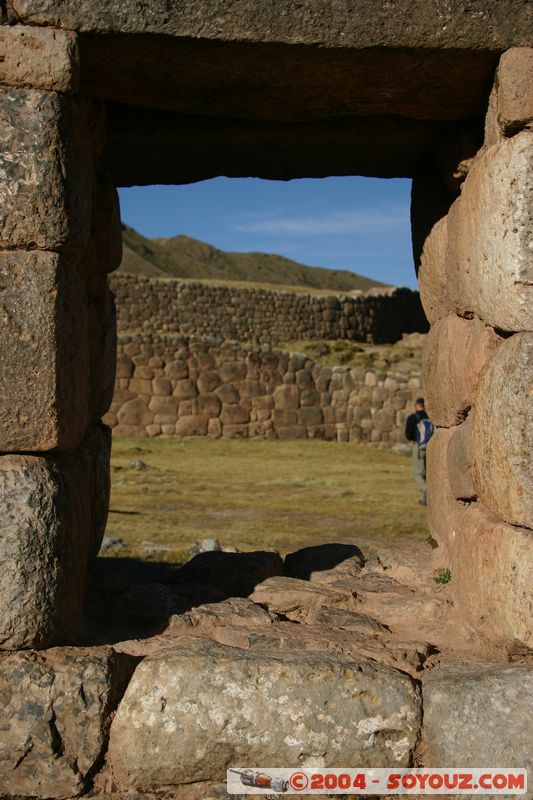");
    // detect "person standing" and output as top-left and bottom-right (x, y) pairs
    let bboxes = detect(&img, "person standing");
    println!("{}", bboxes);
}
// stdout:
(405, 397), (434, 506)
